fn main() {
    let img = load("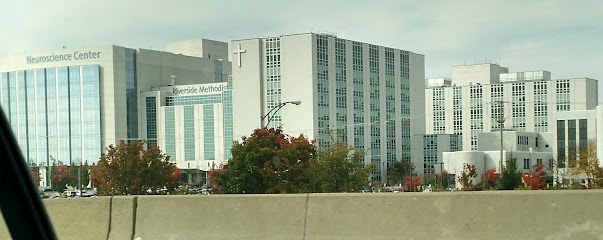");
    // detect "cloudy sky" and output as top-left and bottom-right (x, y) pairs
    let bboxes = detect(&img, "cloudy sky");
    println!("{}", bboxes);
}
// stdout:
(2, 0), (602, 102)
